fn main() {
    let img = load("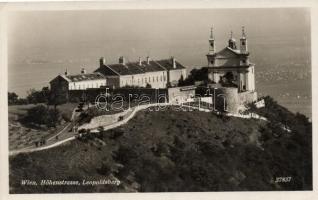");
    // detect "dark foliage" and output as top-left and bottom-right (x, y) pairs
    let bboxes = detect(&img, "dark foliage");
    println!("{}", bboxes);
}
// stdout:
(180, 67), (210, 86)
(9, 97), (312, 193)
(23, 105), (62, 128)
(8, 92), (19, 105)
